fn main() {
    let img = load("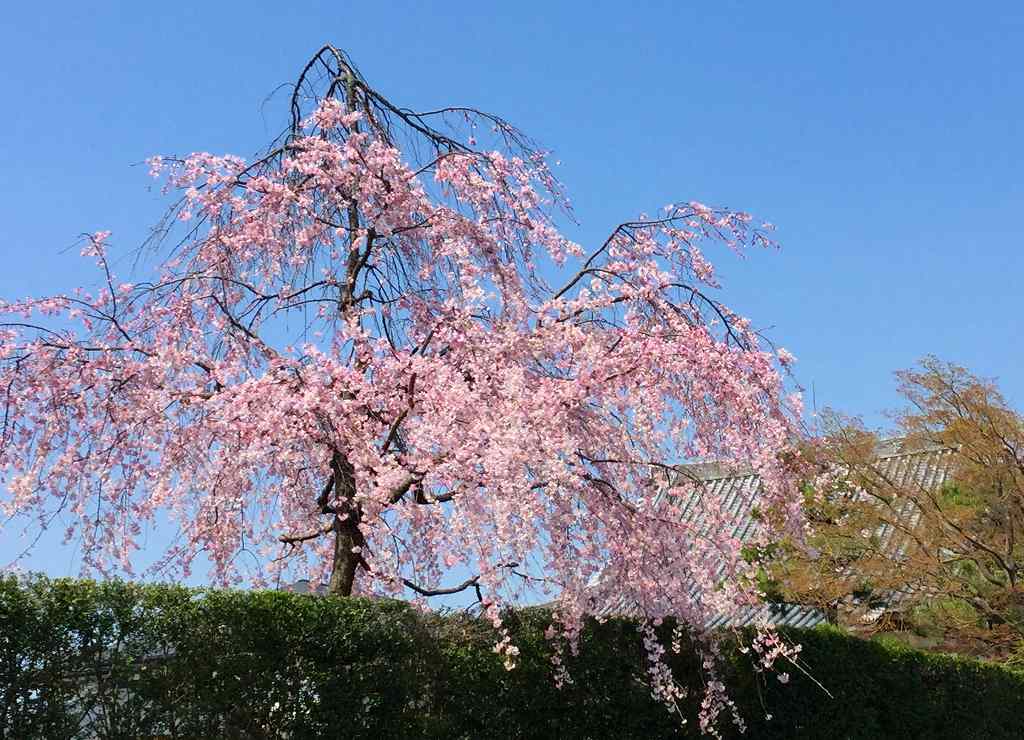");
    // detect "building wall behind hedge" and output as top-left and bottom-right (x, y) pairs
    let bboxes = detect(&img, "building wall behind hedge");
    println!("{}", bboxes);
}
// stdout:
(2, 576), (1022, 739)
